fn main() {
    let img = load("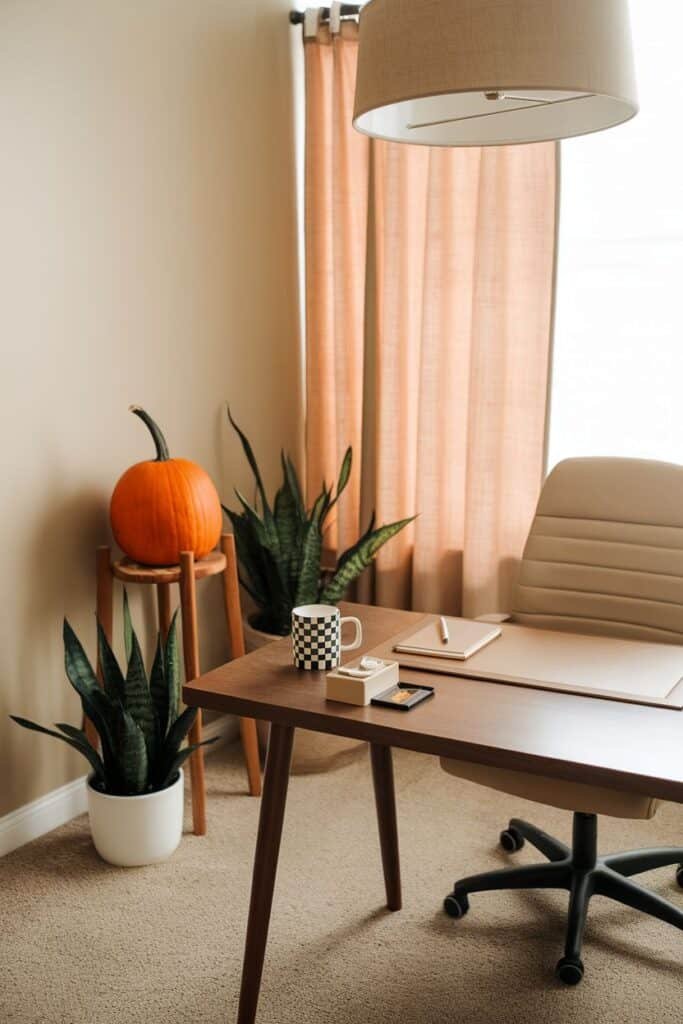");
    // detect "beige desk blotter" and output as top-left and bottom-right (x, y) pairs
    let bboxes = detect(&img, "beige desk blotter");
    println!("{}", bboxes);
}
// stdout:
(368, 616), (683, 710)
